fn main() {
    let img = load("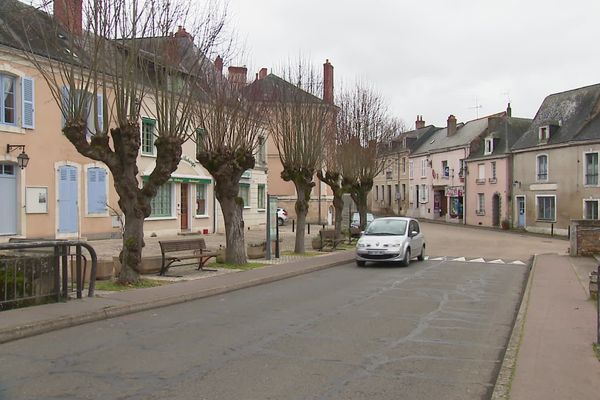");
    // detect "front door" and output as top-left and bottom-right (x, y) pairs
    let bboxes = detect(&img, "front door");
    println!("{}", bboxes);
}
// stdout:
(492, 194), (501, 226)
(180, 183), (189, 230)
(0, 164), (17, 235)
(516, 196), (525, 228)
(58, 165), (78, 234)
